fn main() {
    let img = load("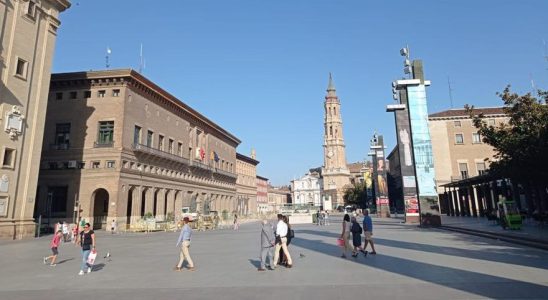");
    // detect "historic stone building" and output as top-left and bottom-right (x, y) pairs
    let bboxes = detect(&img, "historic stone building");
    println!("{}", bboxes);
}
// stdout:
(0, 0), (70, 239)
(267, 185), (290, 212)
(321, 74), (351, 208)
(291, 172), (322, 207)
(36, 69), (240, 230)
(235, 152), (259, 216)
(428, 107), (508, 194)
(256, 175), (268, 214)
